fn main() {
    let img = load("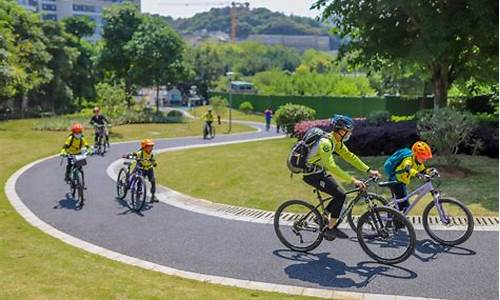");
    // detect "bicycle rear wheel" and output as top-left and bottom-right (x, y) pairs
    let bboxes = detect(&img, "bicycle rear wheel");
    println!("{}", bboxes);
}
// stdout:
(347, 193), (388, 232)
(116, 168), (128, 200)
(130, 175), (147, 211)
(422, 197), (474, 246)
(210, 126), (215, 138)
(274, 200), (324, 252)
(357, 206), (415, 265)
